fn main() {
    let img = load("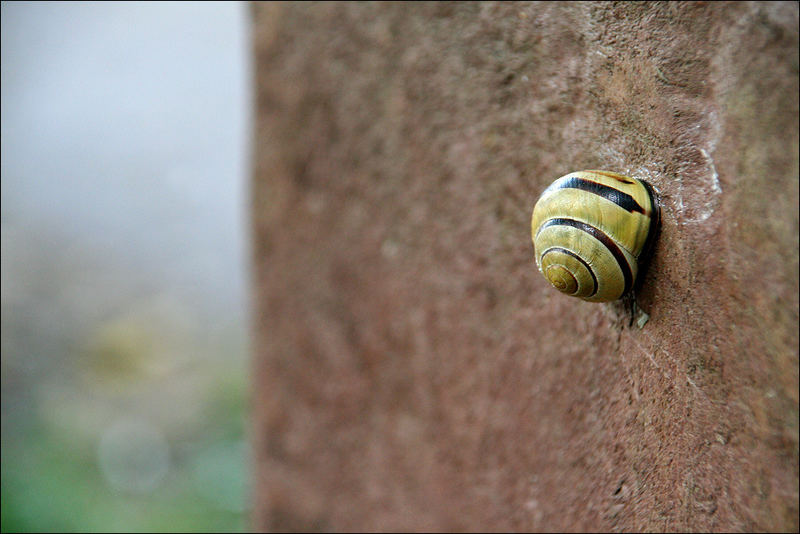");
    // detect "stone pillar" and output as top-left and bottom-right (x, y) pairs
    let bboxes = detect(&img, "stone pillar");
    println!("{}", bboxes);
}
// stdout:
(251, 3), (798, 531)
